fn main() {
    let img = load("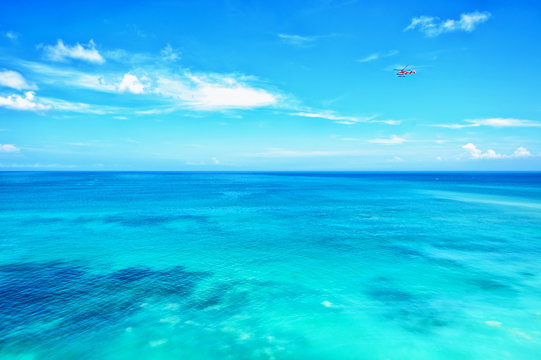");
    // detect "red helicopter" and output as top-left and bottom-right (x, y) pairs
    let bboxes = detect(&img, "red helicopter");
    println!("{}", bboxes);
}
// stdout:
(394, 65), (416, 77)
